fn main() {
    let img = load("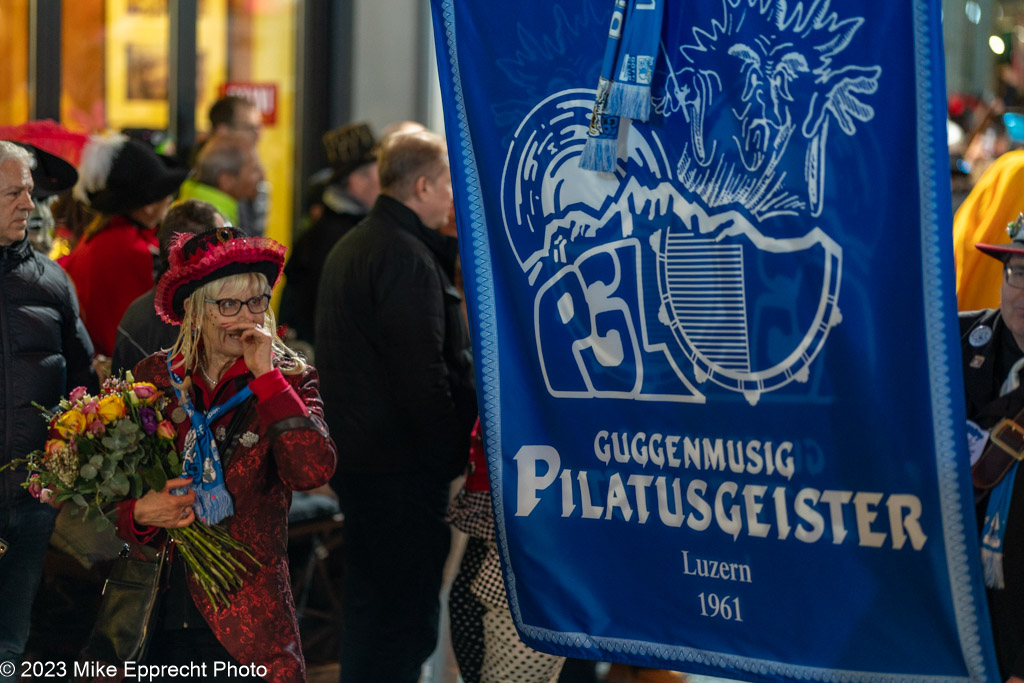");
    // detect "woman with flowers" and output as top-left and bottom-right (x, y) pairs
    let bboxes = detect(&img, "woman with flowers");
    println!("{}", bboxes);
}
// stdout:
(114, 227), (336, 681)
